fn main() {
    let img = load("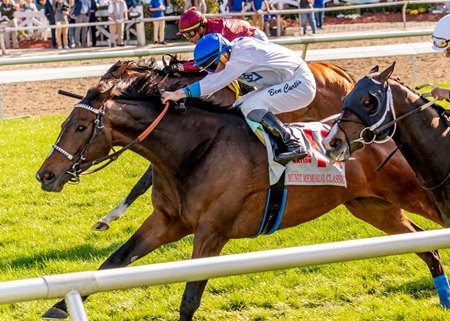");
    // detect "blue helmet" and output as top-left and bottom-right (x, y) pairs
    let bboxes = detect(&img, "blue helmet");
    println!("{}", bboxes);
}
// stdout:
(193, 33), (232, 71)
